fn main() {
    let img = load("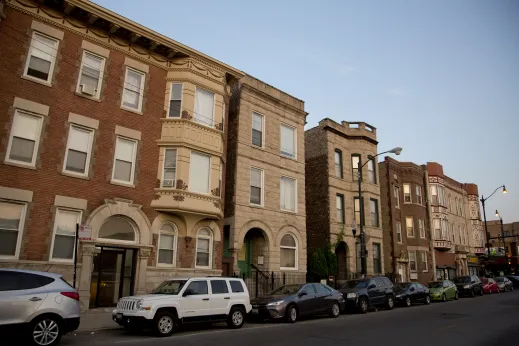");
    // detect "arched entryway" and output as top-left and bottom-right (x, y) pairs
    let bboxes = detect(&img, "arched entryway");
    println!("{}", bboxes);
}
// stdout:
(336, 241), (348, 280)
(238, 228), (268, 277)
